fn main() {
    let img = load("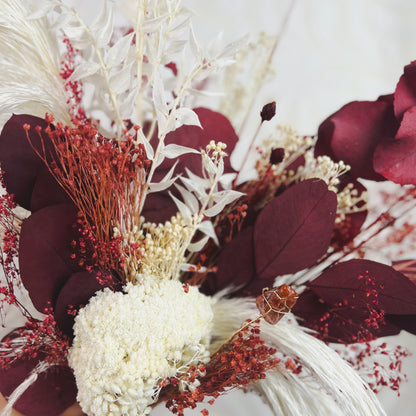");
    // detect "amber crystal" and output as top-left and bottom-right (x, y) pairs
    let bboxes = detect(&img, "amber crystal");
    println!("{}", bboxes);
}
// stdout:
(256, 285), (298, 324)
